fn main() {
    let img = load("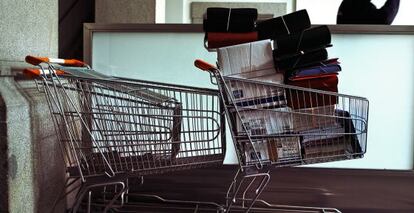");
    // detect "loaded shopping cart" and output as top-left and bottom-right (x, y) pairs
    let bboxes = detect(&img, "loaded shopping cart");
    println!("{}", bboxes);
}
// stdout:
(24, 56), (226, 212)
(194, 58), (369, 213)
